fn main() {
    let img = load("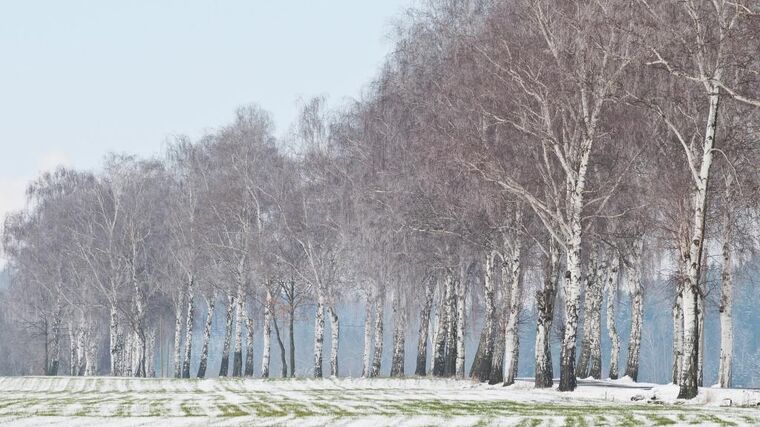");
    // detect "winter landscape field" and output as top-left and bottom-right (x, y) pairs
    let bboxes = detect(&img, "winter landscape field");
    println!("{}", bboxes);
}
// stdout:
(2, 0), (760, 426)
(2, 376), (760, 426)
